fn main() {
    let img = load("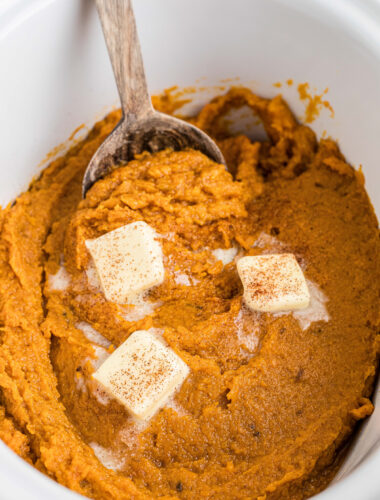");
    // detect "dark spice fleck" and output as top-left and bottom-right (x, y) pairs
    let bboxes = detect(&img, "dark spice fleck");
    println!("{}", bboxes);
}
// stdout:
(295, 368), (304, 381)
(76, 366), (82, 372)
(176, 481), (183, 492)
(152, 433), (158, 447)
(218, 389), (231, 409)
(79, 478), (90, 489)
(270, 227), (280, 236)
(249, 424), (260, 437)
